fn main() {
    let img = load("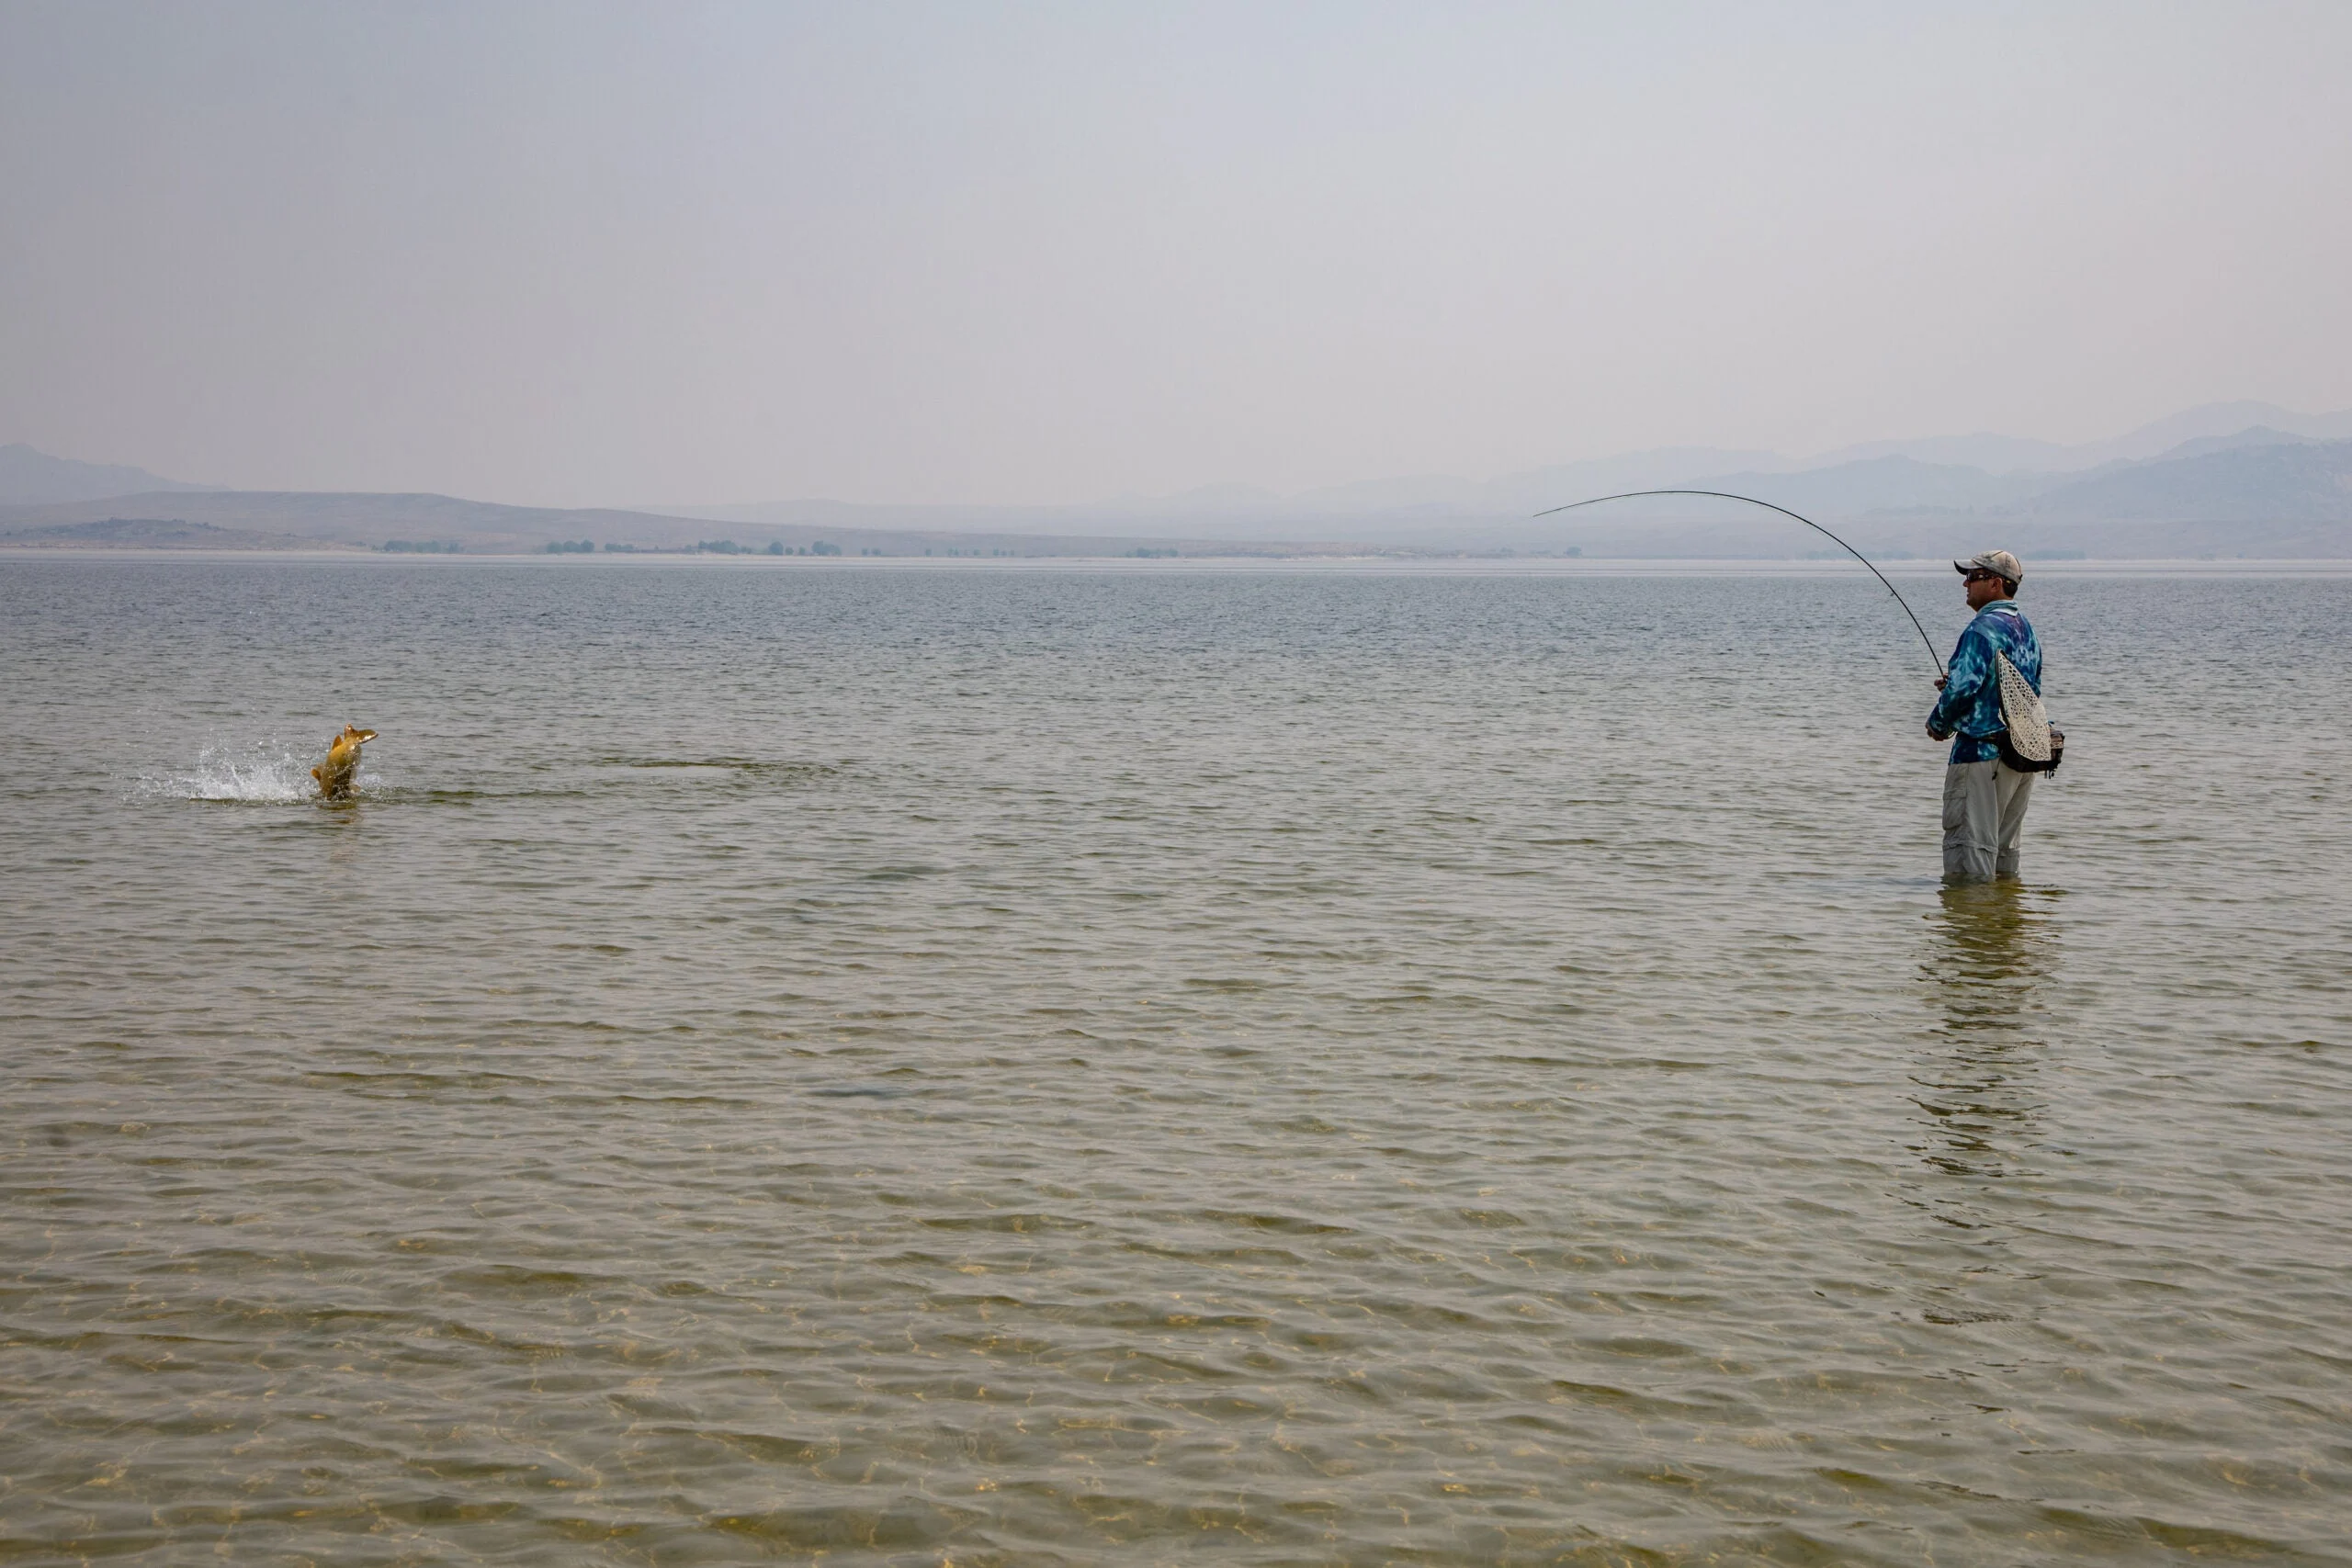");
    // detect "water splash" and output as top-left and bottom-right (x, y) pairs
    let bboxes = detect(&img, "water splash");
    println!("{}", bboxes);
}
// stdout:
(135, 739), (349, 805)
